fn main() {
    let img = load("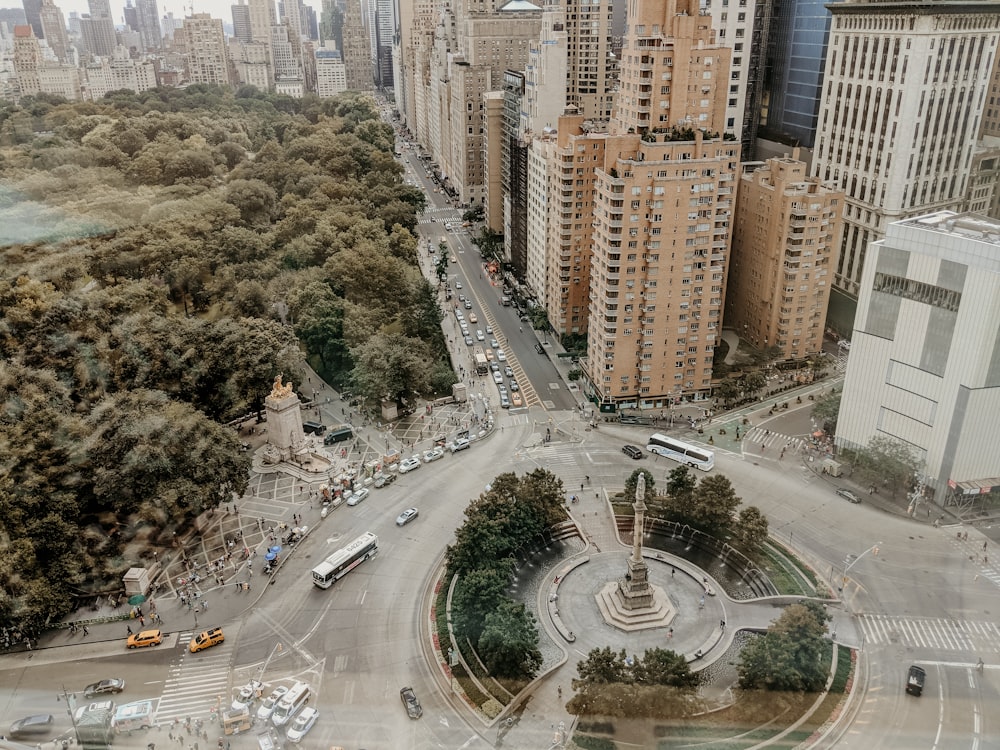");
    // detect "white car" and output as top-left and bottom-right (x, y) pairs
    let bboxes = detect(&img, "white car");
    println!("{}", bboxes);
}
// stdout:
(492, 371), (504, 385)
(485, 325), (493, 334)
(449, 438), (471, 453)
(256, 687), (289, 722)
(490, 339), (499, 349)
(496, 349), (507, 361)
(476, 330), (485, 341)
(509, 380), (519, 391)
(399, 457), (421, 474)
(285, 707), (318, 743)
(232, 680), (263, 711)
(455, 281), (462, 289)
(423, 447), (445, 462)
(395, 507), (419, 526)
(346, 488), (370, 506)
(504, 366), (514, 377)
